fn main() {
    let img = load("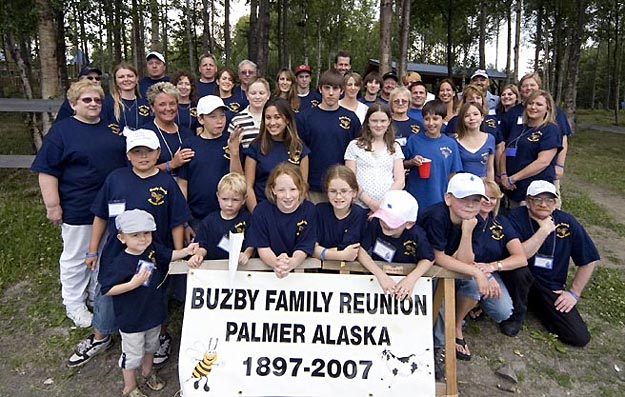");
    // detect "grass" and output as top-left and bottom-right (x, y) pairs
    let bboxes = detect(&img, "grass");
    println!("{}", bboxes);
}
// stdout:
(562, 187), (625, 238)
(577, 108), (625, 127)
